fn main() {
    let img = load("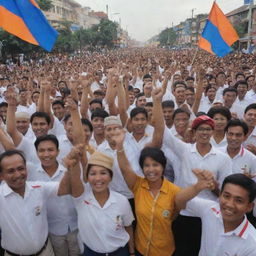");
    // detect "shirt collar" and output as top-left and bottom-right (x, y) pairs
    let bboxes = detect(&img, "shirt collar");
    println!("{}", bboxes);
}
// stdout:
(225, 216), (250, 239)
(141, 178), (169, 194)
(36, 163), (66, 179)
(86, 185), (117, 208)
(191, 143), (217, 155)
